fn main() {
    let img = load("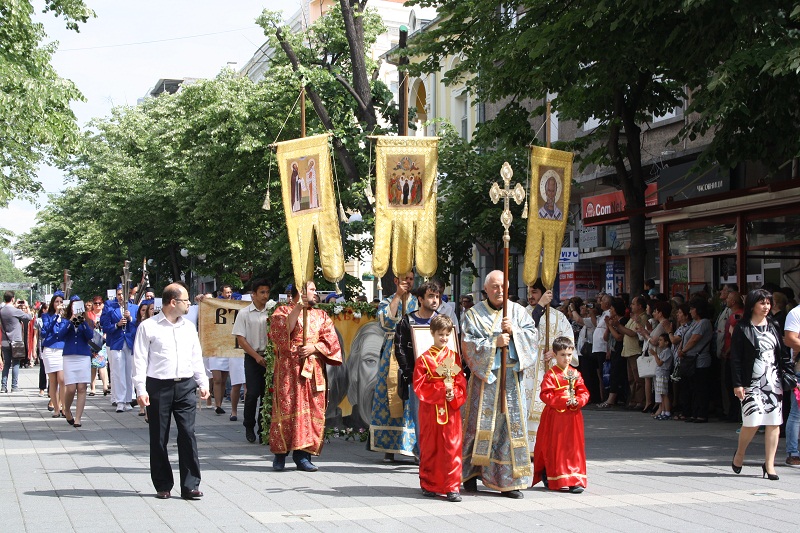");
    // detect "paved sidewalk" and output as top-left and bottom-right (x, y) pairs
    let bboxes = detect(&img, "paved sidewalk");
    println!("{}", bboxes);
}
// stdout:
(1, 366), (799, 532)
